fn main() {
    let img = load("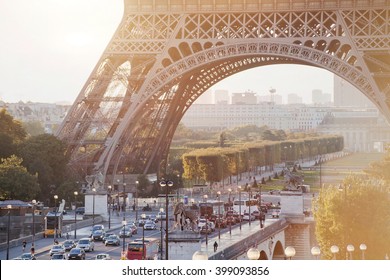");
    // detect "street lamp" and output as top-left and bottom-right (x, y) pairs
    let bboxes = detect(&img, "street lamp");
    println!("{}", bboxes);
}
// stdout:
(160, 207), (164, 260)
(360, 243), (367, 260)
(31, 199), (37, 245)
(122, 220), (127, 258)
(228, 188), (232, 235)
(248, 186), (252, 226)
(347, 244), (355, 260)
(6, 204), (12, 260)
(54, 195), (58, 240)
(247, 247), (260, 260)
(330, 245), (339, 260)
(284, 246), (296, 260)
(123, 182), (127, 215)
(159, 179), (174, 260)
(107, 185), (112, 229)
(217, 191), (221, 239)
(311, 246), (321, 259)
(74, 191), (78, 239)
(92, 187), (96, 227)
(135, 180), (139, 222)
(192, 251), (208, 260)
(238, 186), (242, 230)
